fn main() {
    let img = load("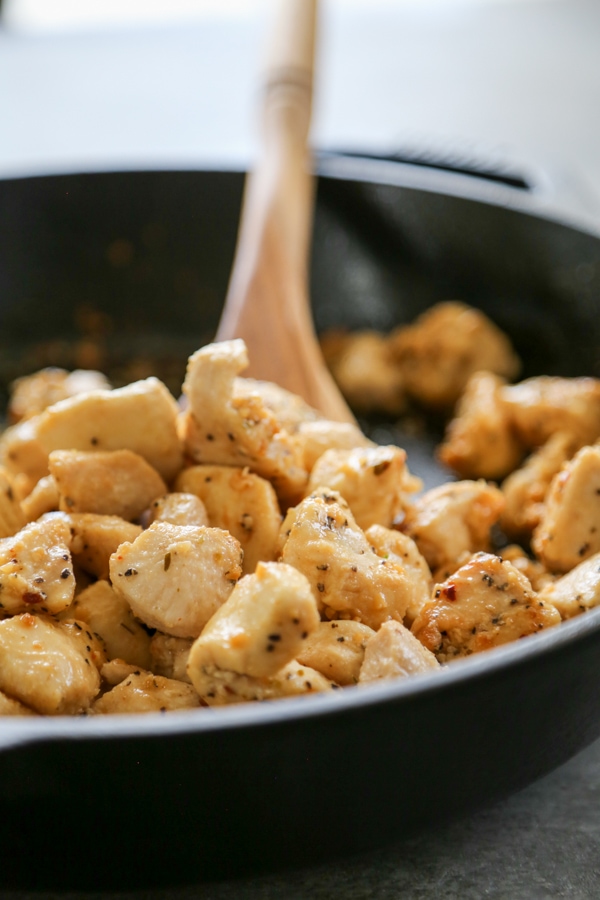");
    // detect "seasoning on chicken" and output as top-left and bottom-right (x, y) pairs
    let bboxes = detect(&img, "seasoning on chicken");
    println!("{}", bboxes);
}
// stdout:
(148, 493), (209, 529)
(500, 375), (600, 448)
(109, 522), (243, 639)
(296, 620), (375, 685)
(364, 524), (432, 626)
(537, 552), (600, 619)
(306, 445), (421, 531)
(187, 658), (333, 706)
(359, 620), (439, 683)
(411, 552), (560, 662)
(68, 513), (143, 581)
(93, 670), (202, 714)
(532, 444), (600, 573)
(175, 464), (282, 575)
